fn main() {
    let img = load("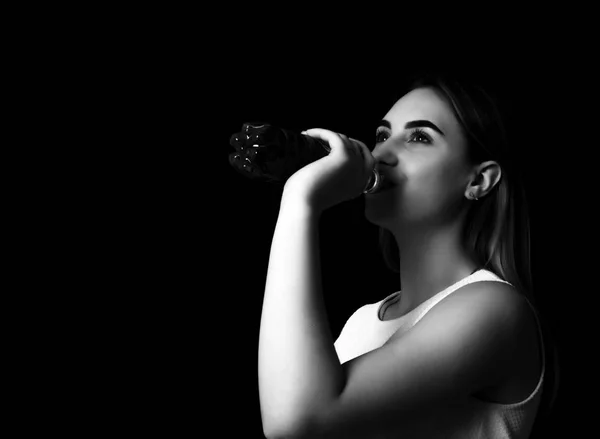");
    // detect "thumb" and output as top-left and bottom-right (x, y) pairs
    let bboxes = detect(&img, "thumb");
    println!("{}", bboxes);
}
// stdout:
(301, 128), (345, 154)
